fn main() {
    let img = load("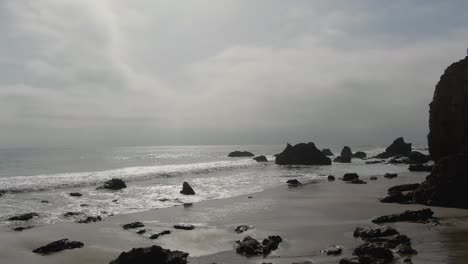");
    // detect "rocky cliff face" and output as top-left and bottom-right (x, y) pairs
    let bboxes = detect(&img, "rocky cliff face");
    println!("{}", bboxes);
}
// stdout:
(428, 57), (468, 161)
